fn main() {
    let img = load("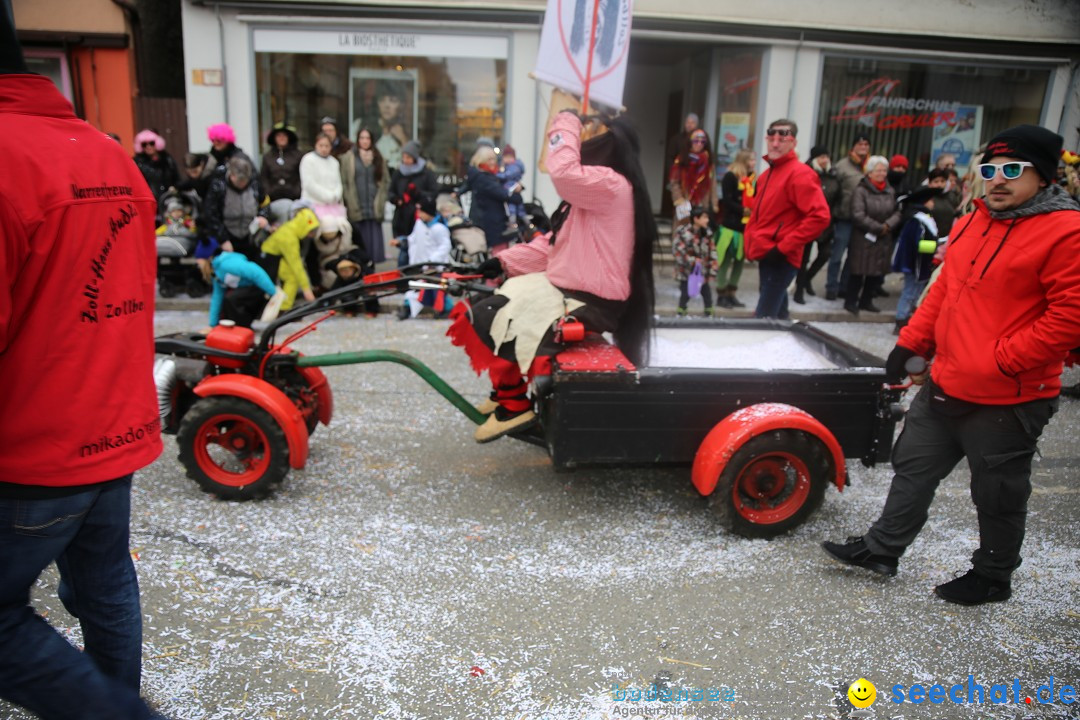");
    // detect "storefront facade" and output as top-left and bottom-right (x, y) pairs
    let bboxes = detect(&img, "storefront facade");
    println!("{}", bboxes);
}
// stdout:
(181, 0), (1079, 214)
(14, 0), (139, 149)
